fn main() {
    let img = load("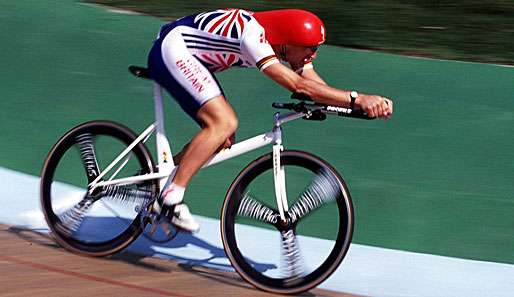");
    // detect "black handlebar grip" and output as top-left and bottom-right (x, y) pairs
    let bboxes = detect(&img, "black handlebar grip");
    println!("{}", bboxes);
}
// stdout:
(349, 109), (375, 120)
(272, 102), (295, 109)
(324, 105), (375, 120)
(291, 93), (313, 101)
